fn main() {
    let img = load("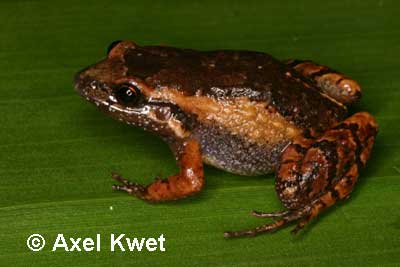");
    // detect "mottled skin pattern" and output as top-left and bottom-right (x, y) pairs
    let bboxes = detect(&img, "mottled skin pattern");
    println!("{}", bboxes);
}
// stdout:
(74, 41), (378, 237)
